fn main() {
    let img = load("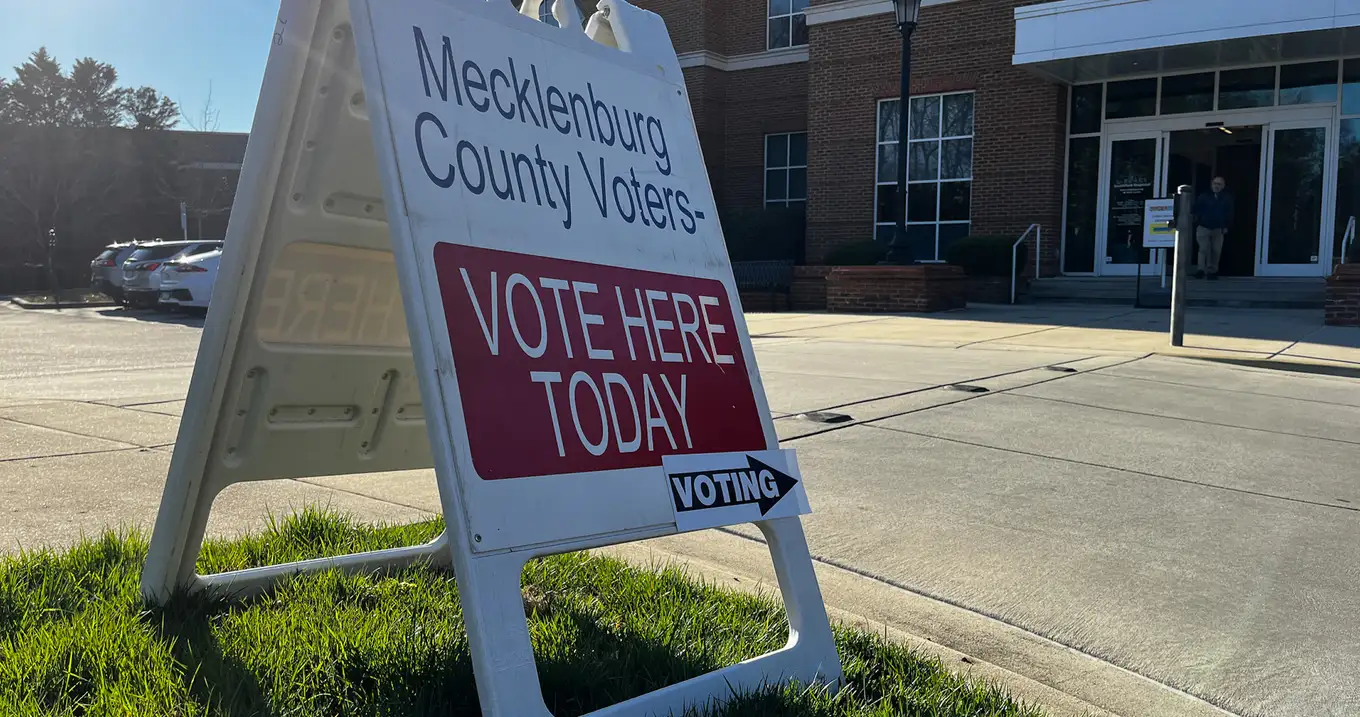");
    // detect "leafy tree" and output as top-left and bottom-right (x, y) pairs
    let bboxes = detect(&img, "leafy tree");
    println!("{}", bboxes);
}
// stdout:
(124, 86), (180, 131)
(0, 48), (179, 291)
(2, 48), (70, 127)
(67, 57), (125, 128)
(0, 47), (178, 129)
